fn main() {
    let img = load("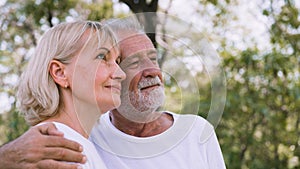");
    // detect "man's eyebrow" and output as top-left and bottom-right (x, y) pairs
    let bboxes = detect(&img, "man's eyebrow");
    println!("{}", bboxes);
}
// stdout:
(123, 49), (157, 62)
(124, 54), (139, 61)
